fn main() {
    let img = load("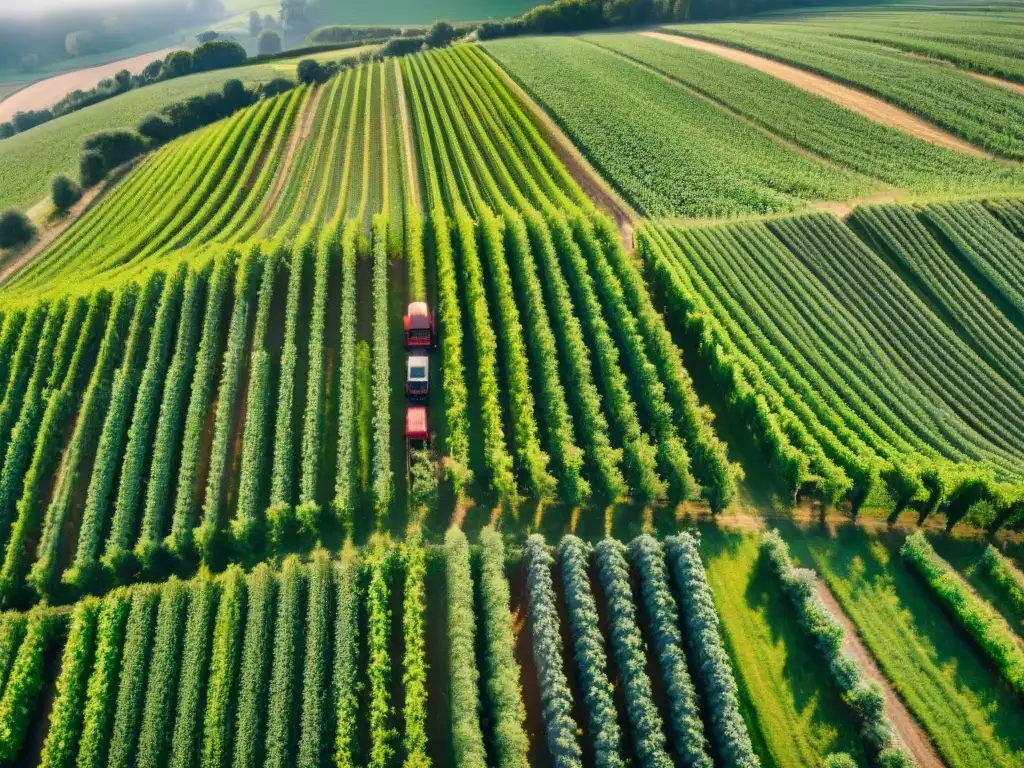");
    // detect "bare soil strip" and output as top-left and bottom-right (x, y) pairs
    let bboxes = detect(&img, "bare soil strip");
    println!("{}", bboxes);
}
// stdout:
(0, 46), (183, 122)
(258, 85), (323, 223)
(815, 580), (946, 768)
(483, 49), (638, 249)
(394, 58), (422, 212)
(642, 31), (992, 158)
(0, 159), (138, 286)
